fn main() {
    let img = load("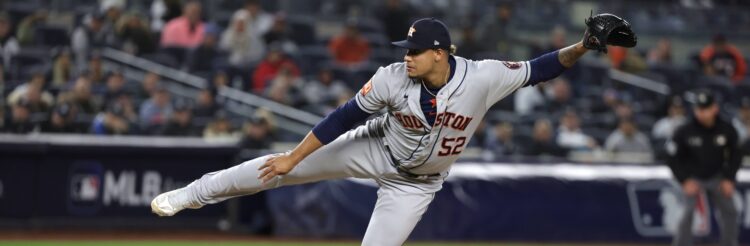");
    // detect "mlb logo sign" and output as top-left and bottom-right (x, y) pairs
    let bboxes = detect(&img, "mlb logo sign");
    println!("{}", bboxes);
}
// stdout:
(70, 174), (101, 202)
(627, 180), (711, 237)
